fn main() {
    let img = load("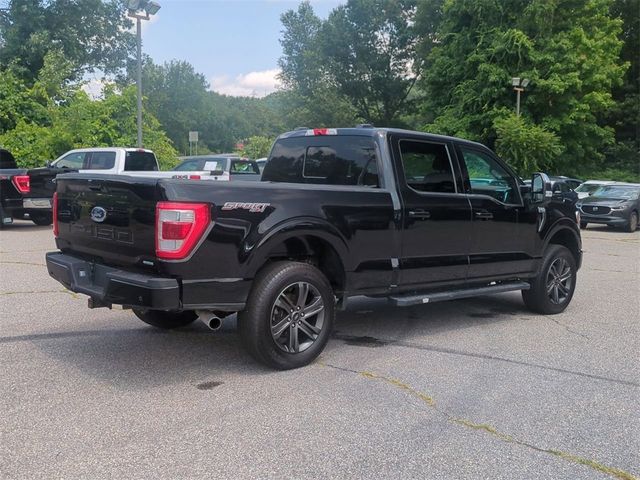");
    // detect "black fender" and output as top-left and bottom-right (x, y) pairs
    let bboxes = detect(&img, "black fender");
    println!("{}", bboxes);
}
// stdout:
(244, 216), (350, 278)
(541, 218), (583, 270)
